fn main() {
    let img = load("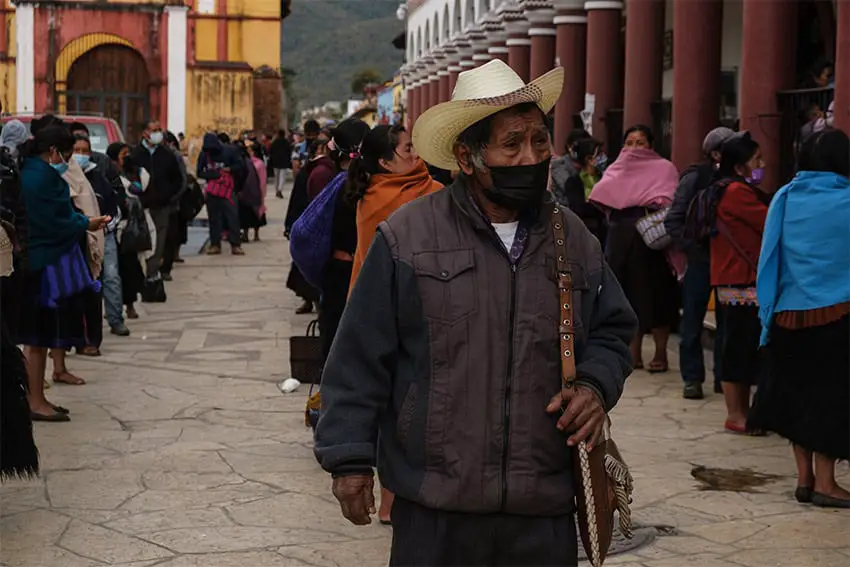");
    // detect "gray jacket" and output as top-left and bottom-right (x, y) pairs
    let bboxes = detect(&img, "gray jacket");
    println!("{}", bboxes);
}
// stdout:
(314, 178), (637, 516)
